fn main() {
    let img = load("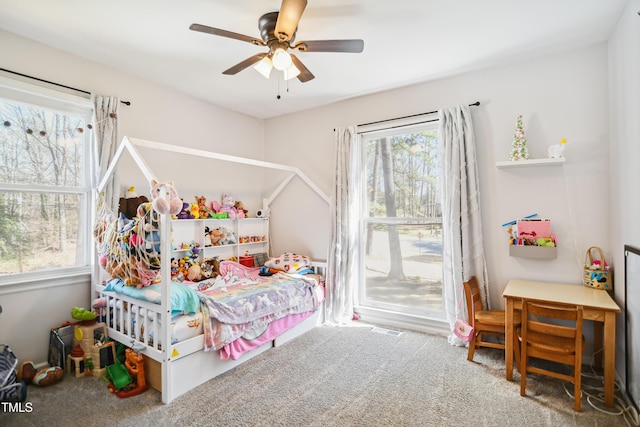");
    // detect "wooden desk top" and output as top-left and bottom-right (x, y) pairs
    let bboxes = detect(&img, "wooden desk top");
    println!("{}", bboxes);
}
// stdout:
(503, 278), (620, 312)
